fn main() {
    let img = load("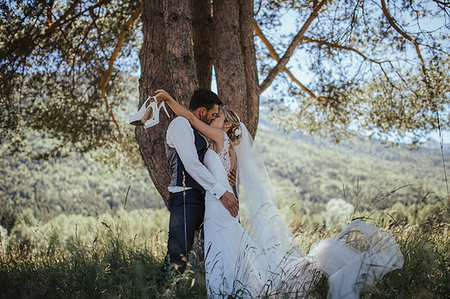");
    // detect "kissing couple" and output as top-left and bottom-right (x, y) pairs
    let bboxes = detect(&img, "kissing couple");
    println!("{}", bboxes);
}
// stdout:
(131, 89), (403, 298)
